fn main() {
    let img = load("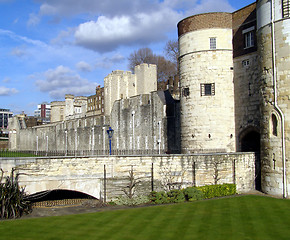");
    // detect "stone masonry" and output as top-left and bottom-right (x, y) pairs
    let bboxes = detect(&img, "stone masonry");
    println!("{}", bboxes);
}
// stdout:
(0, 153), (256, 200)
